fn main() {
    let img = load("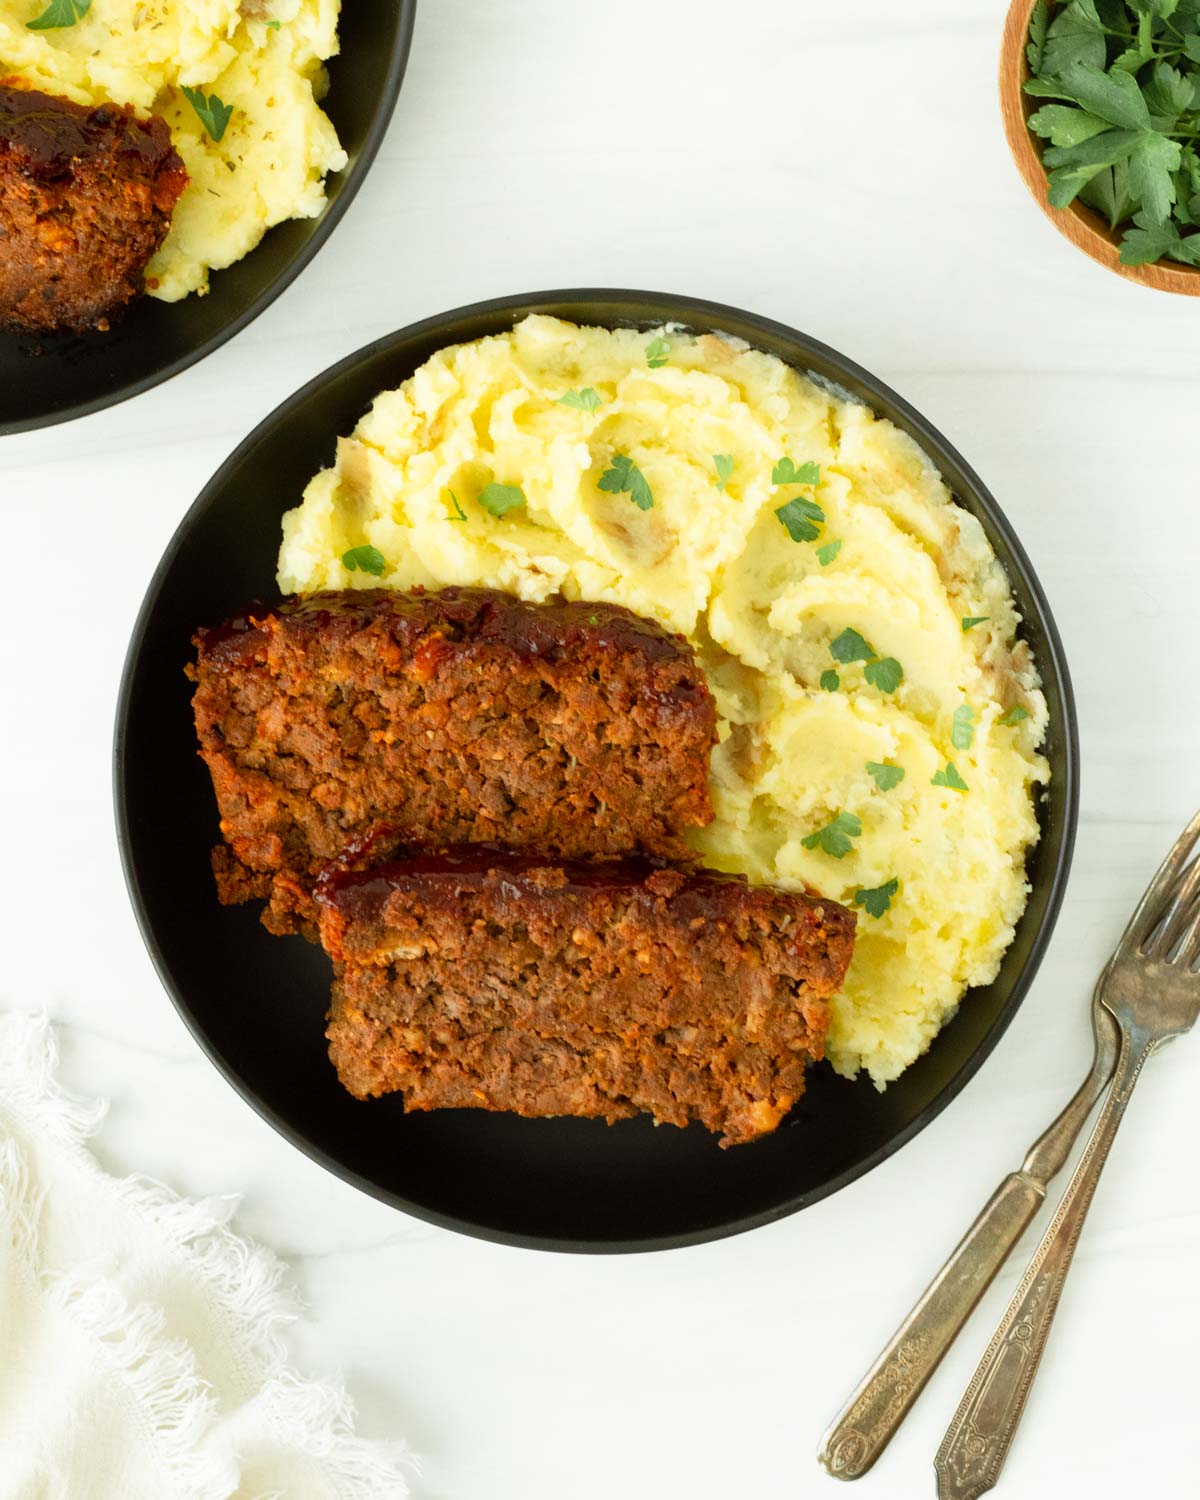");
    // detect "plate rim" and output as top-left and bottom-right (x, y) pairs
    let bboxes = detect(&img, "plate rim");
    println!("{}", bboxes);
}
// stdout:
(1, 0), (418, 438)
(113, 286), (1080, 1253)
